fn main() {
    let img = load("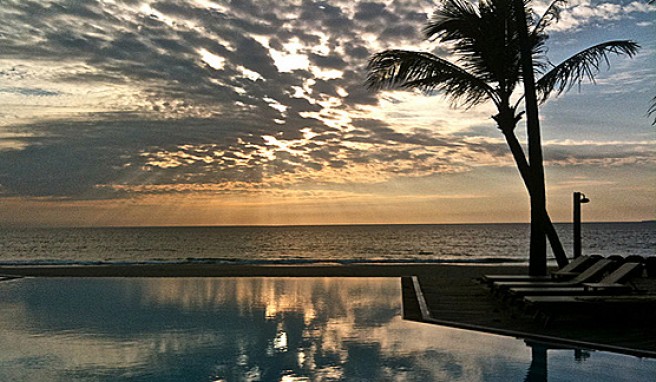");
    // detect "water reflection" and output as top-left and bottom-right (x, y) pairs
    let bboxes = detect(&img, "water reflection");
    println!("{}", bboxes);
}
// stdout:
(523, 341), (593, 382)
(0, 278), (653, 381)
